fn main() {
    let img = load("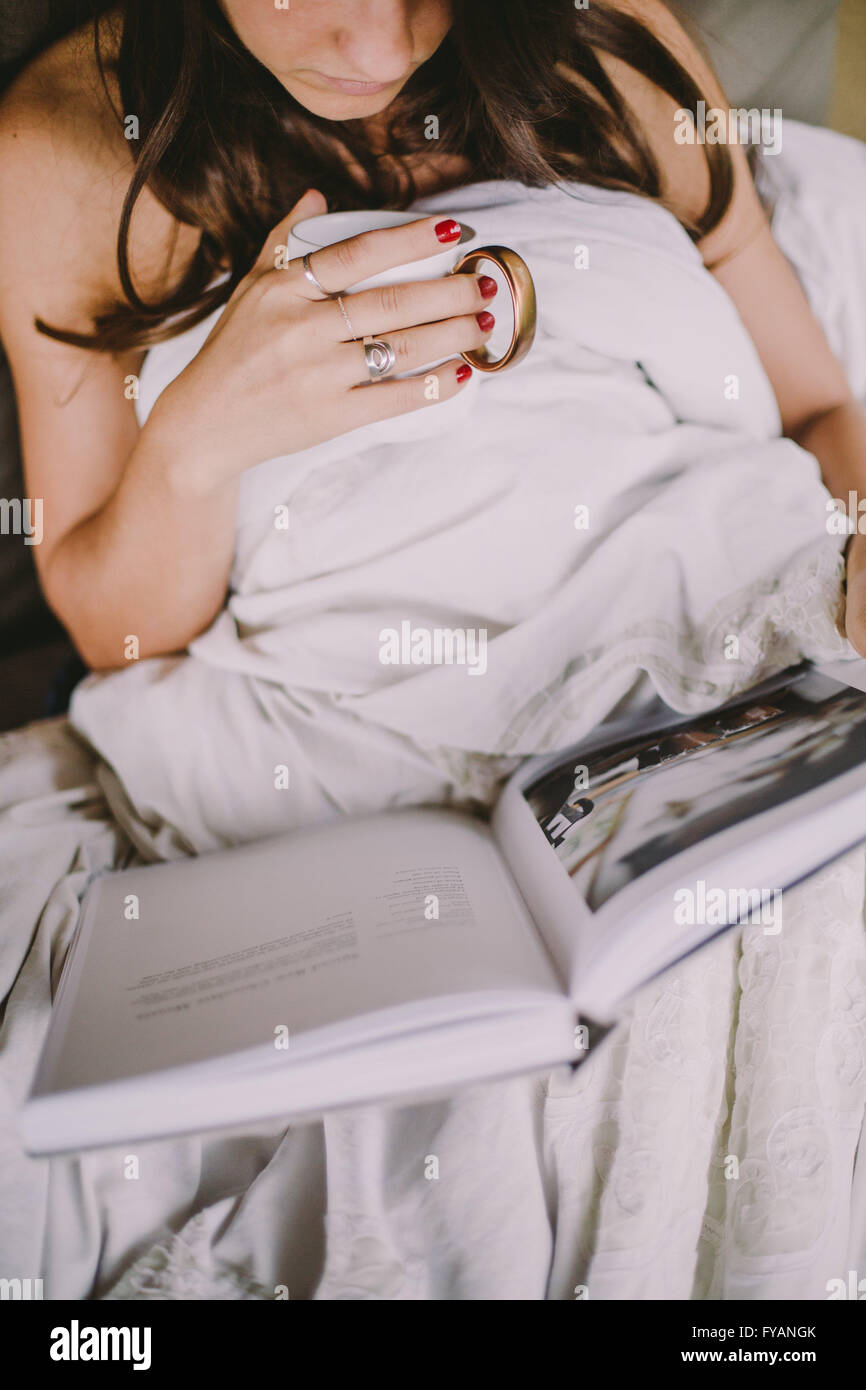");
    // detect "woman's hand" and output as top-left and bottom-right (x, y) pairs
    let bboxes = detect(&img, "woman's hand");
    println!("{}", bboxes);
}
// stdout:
(150, 189), (496, 493)
(845, 534), (866, 657)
